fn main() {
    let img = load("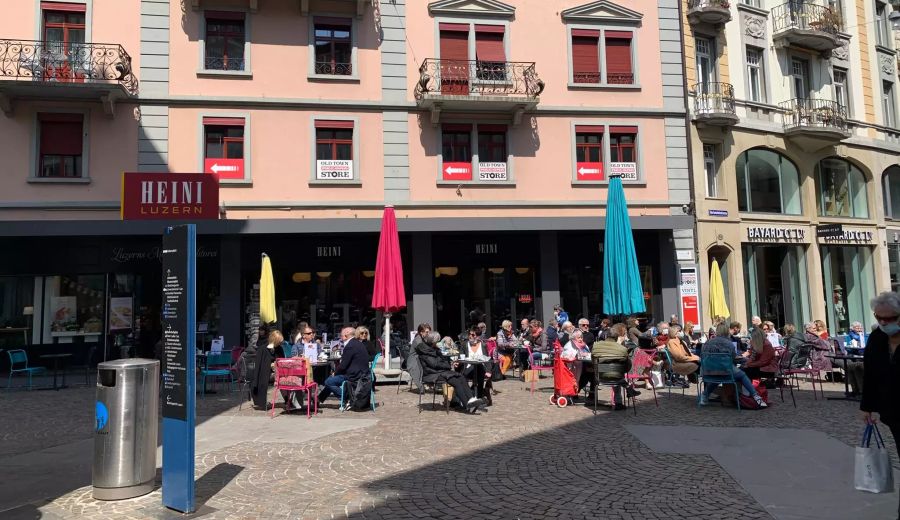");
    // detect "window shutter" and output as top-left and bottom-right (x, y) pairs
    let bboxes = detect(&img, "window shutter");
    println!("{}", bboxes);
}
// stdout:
(575, 125), (604, 133)
(605, 36), (633, 75)
(572, 36), (600, 77)
(40, 119), (83, 156)
(475, 32), (505, 62)
(41, 2), (86, 12)
(477, 124), (507, 132)
(203, 117), (245, 126)
(205, 10), (245, 20)
(315, 120), (354, 129)
(314, 16), (351, 26)
(443, 124), (472, 132)
(610, 126), (638, 134)
(440, 30), (469, 61)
